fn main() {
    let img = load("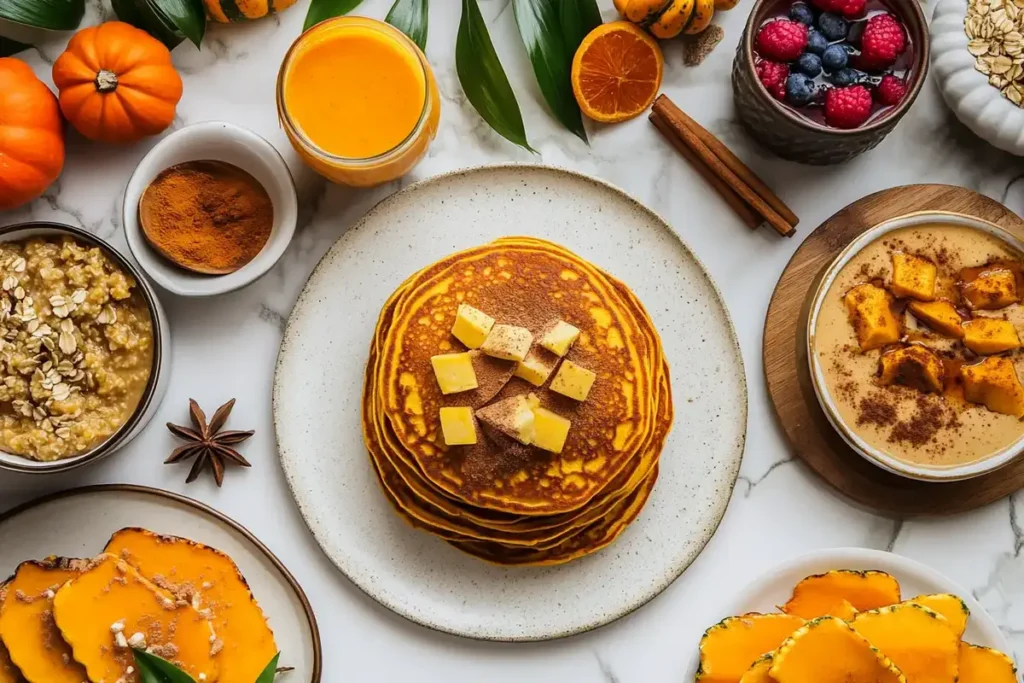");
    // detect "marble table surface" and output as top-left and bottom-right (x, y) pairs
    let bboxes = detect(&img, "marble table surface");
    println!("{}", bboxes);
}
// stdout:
(2, 0), (1024, 680)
